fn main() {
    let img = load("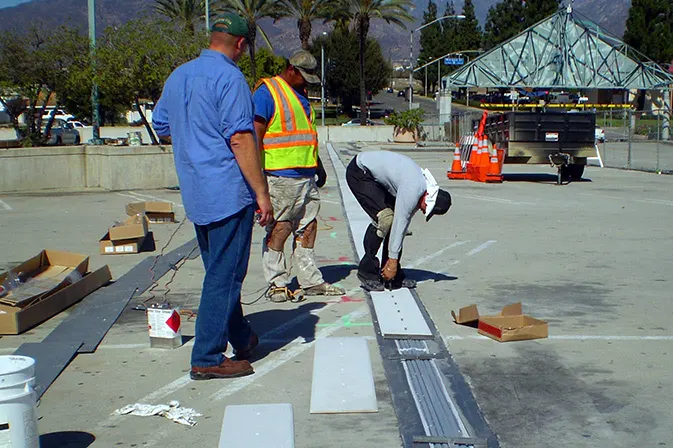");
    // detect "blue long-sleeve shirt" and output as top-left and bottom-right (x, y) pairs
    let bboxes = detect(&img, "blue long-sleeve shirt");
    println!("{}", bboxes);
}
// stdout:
(153, 49), (255, 225)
